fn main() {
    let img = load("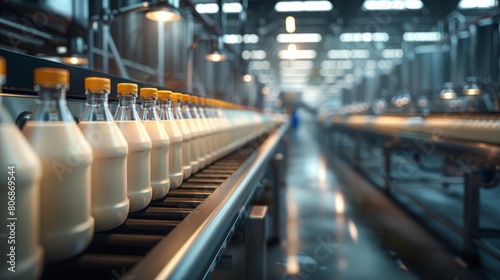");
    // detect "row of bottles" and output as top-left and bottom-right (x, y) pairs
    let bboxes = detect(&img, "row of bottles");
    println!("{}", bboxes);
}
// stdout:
(0, 61), (281, 279)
